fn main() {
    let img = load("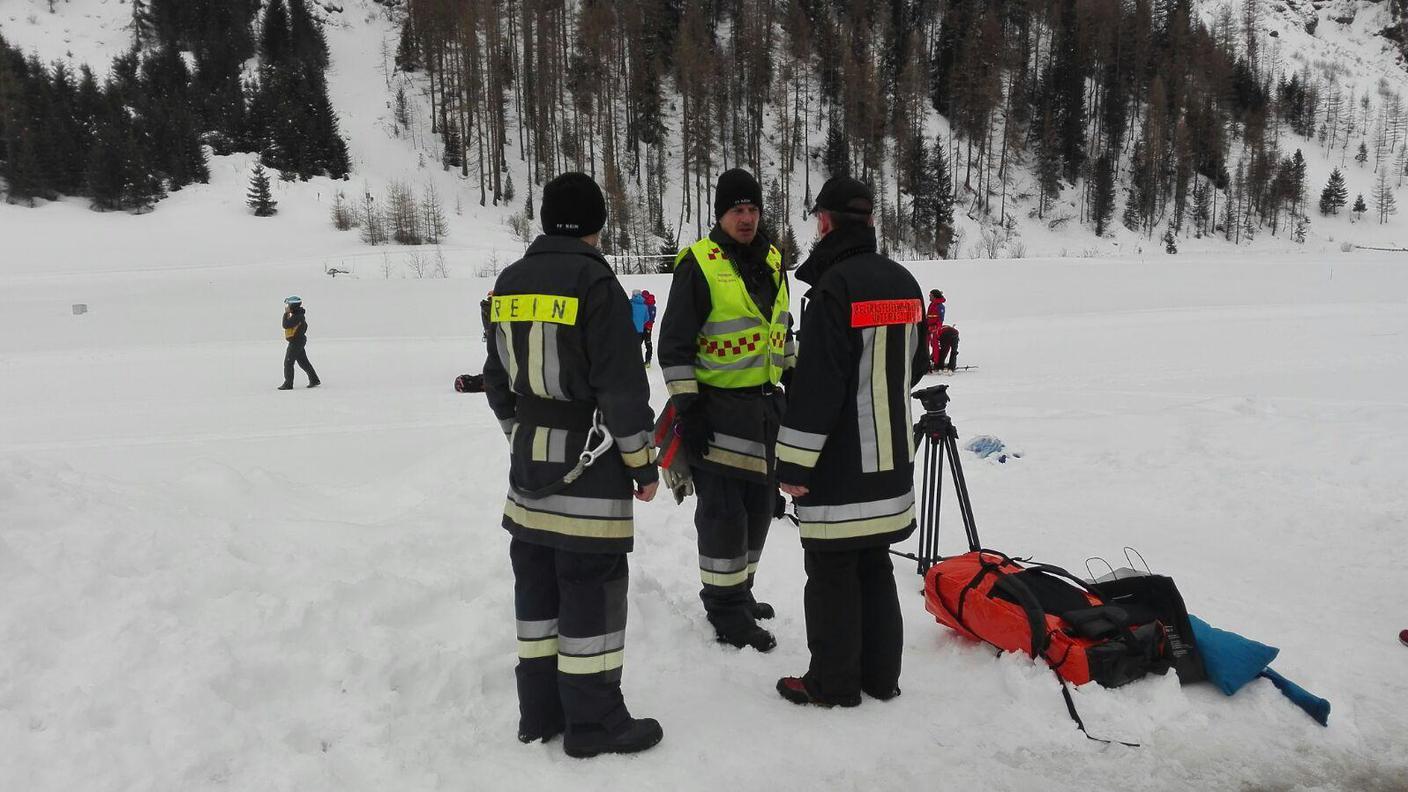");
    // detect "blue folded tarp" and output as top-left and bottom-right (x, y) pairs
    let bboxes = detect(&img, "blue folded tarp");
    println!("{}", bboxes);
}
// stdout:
(1188, 614), (1330, 726)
